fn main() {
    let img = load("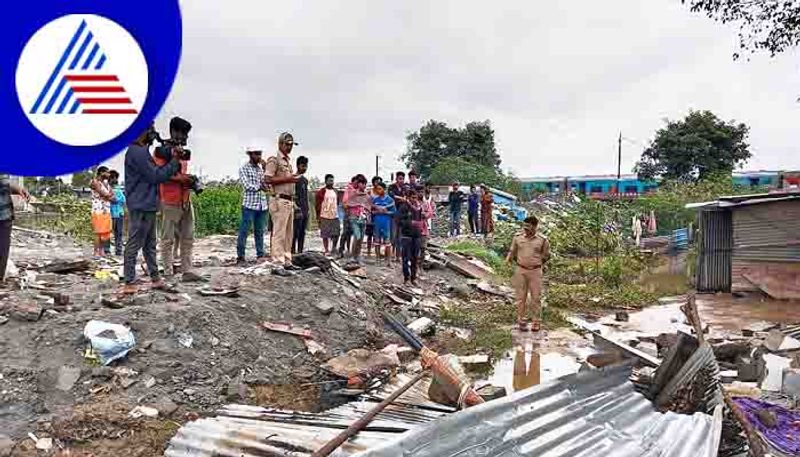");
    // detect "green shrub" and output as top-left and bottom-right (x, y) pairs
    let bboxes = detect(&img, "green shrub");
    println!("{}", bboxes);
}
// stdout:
(193, 184), (243, 237)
